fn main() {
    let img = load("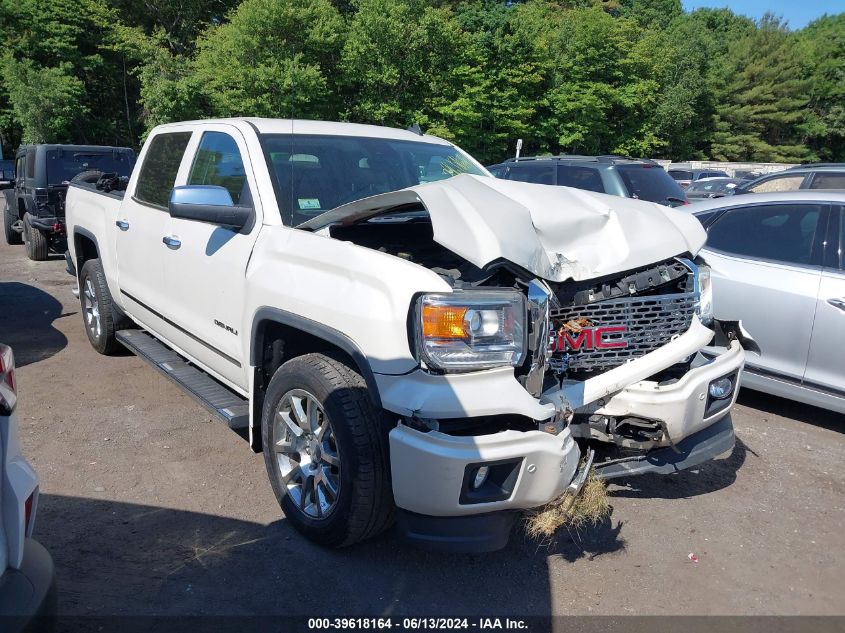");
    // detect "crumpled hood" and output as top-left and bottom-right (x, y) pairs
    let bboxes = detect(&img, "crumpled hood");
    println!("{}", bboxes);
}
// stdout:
(301, 174), (707, 282)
